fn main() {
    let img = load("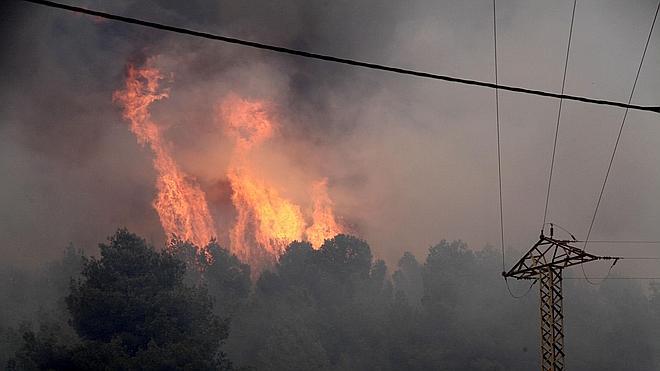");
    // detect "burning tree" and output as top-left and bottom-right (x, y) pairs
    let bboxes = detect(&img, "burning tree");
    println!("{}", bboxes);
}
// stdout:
(113, 62), (346, 273)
